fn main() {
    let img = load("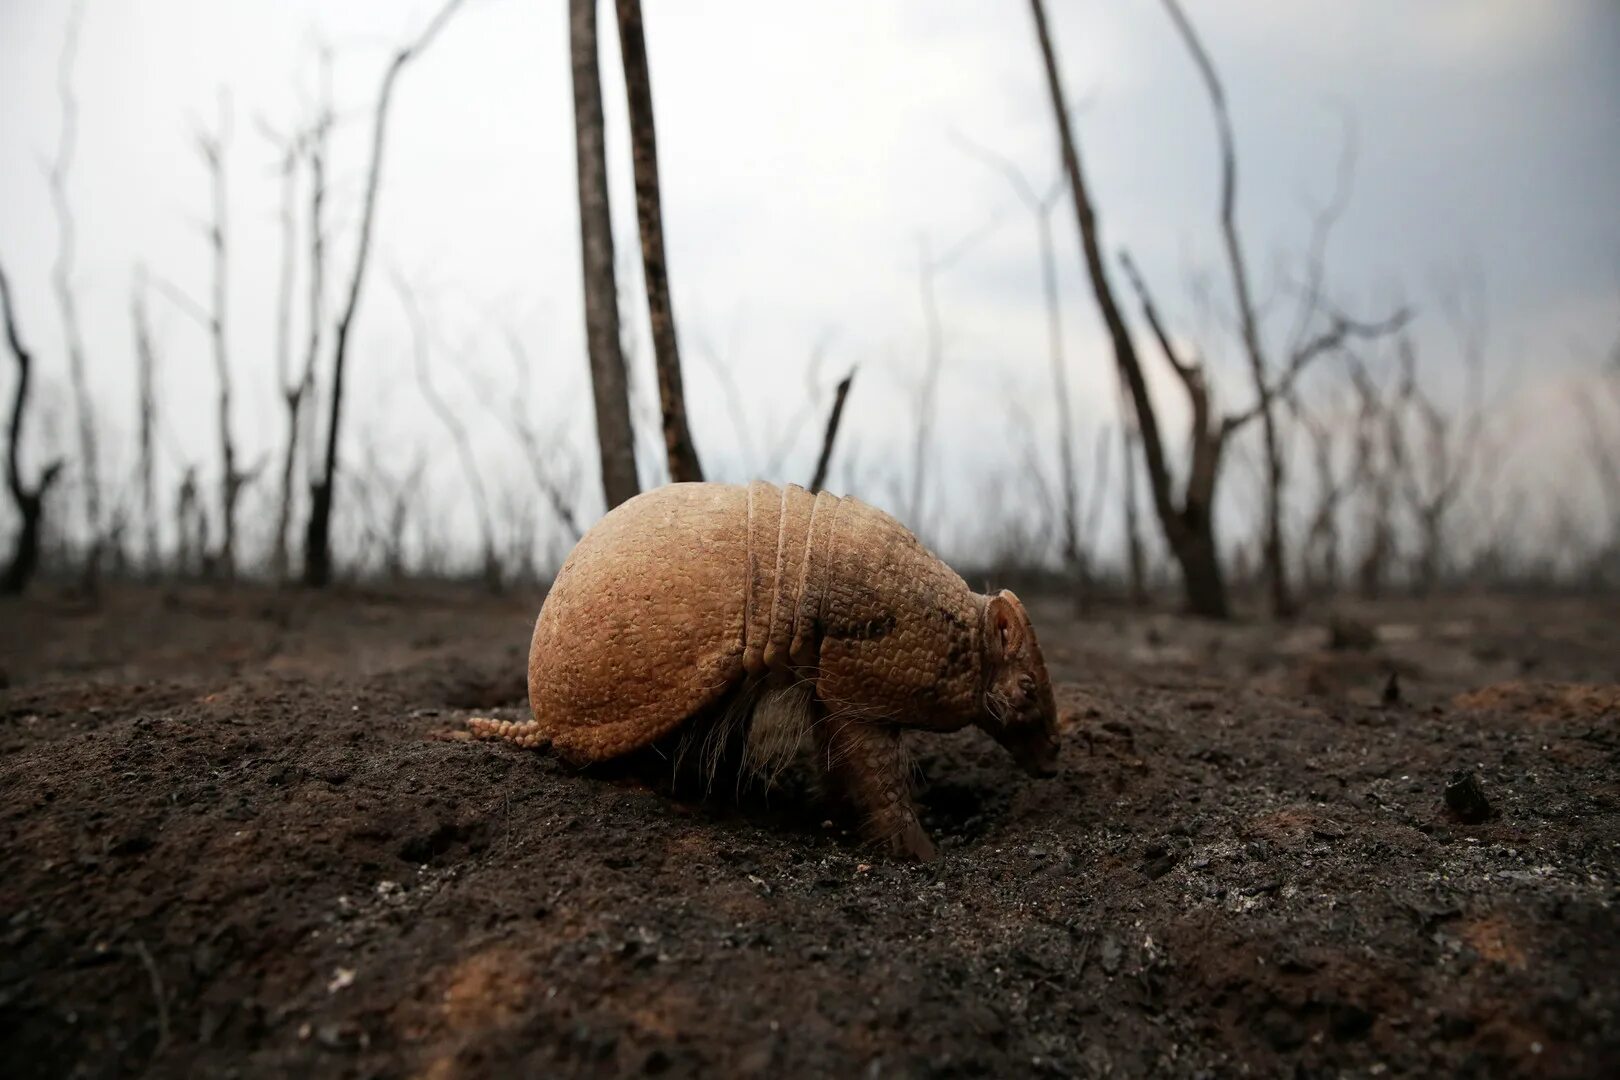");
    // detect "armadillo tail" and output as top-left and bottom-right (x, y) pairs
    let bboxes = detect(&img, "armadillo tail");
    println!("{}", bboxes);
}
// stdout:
(466, 716), (550, 750)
